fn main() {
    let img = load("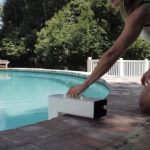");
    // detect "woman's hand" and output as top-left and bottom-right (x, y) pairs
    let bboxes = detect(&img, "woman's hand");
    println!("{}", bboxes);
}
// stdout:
(67, 83), (88, 98)
(141, 69), (150, 86)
